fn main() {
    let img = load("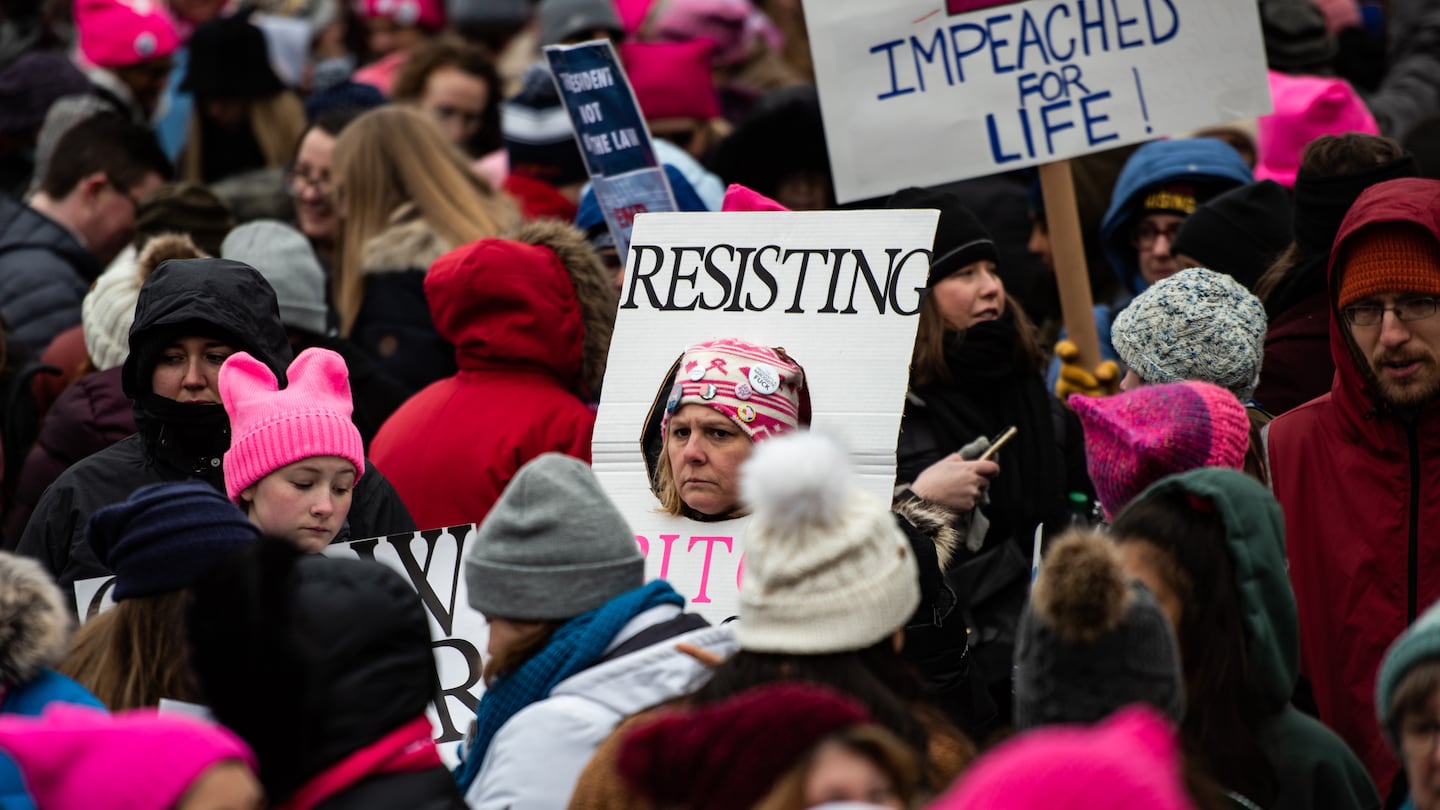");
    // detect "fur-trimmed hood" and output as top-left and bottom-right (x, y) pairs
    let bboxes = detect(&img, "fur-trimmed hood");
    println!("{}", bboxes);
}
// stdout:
(424, 219), (617, 398)
(0, 552), (72, 687)
(360, 208), (452, 277)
